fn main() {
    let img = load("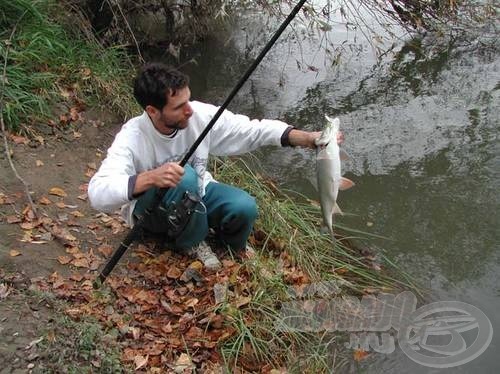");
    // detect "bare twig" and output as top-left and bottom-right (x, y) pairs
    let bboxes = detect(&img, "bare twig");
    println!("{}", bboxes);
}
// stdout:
(106, 0), (145, 63)
(0, 11), (38, 217)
